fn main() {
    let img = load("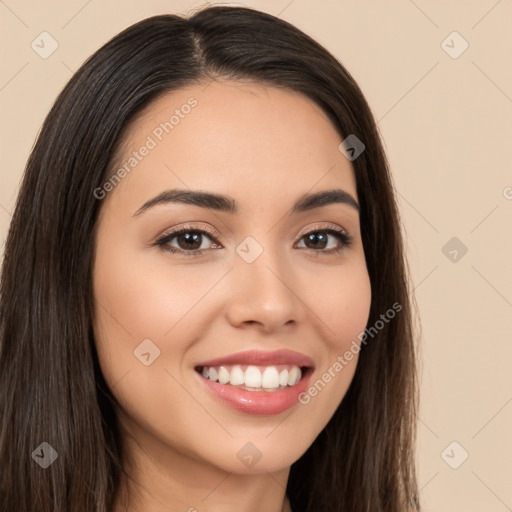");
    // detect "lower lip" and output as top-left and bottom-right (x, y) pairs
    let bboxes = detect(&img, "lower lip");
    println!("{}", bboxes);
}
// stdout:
(196, 369), (313, 416)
